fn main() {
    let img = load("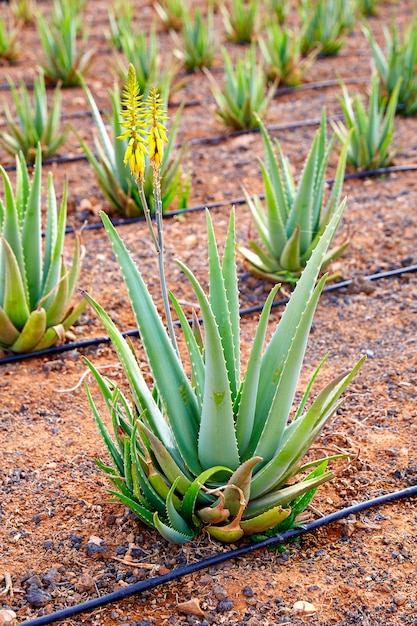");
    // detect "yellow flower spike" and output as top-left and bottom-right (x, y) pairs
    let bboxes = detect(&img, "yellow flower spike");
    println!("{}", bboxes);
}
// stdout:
(119, 64), (148, 183)
(145, 86), (169, 170)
